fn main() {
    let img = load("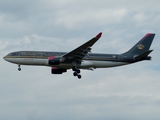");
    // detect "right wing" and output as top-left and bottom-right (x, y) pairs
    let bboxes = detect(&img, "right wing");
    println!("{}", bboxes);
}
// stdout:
(62, 32), (102, 64)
